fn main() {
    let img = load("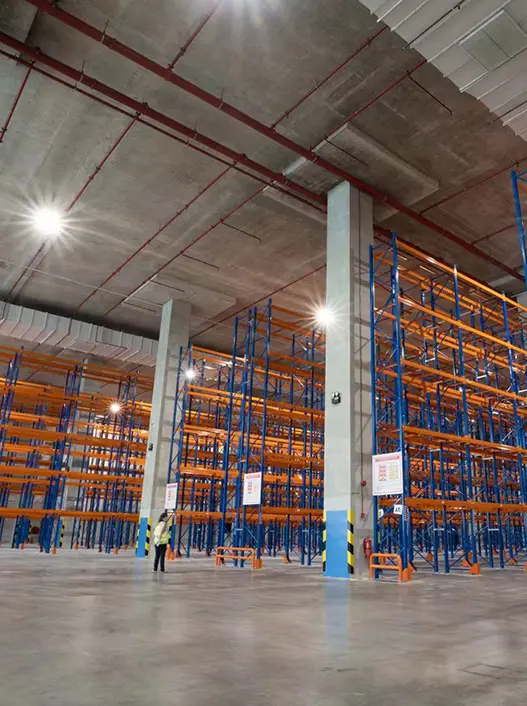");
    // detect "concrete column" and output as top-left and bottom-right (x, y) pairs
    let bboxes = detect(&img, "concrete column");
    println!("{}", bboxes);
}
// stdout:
(324, 181), (373, 579)
(137, 299), (191, 557)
